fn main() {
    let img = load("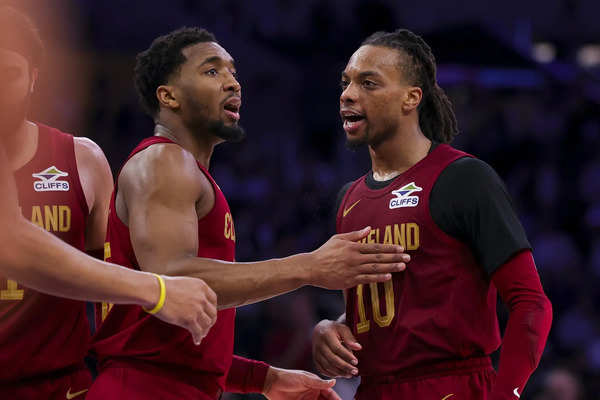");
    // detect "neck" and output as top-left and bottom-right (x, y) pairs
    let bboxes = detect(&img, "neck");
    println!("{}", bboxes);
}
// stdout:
(2, 120), (38, 170)
(154, 116), (217, 169)
(369, 123), (431, 180)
